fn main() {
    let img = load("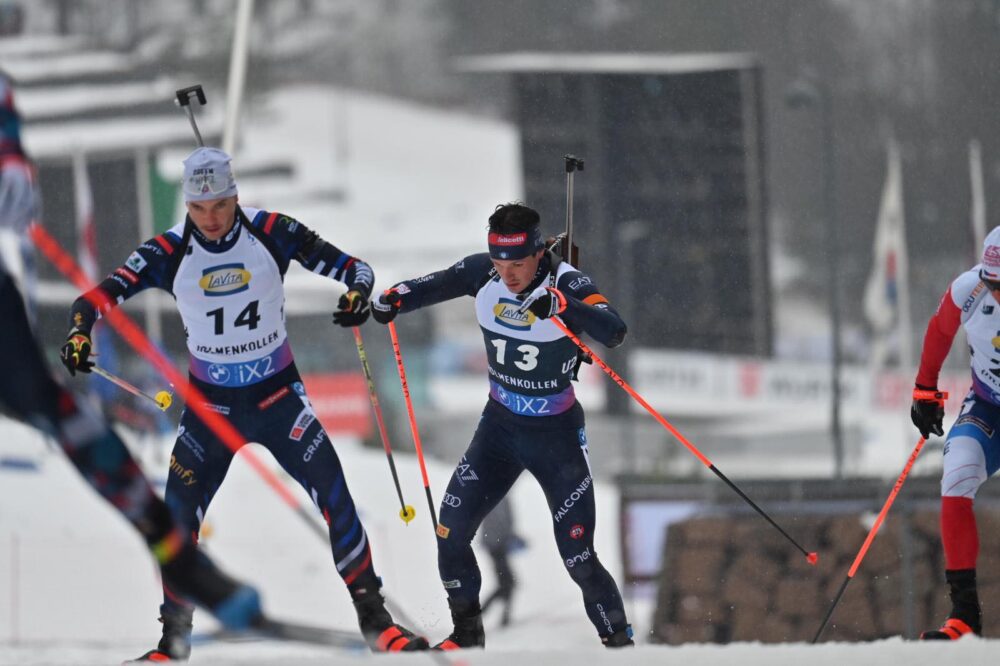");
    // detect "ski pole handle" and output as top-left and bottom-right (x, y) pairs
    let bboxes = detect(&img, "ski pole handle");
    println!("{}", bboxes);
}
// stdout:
(175, 84), (207, 147)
